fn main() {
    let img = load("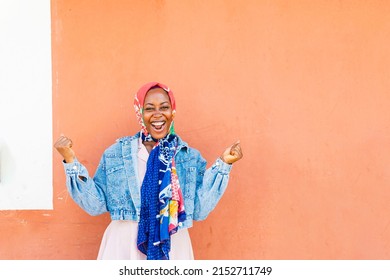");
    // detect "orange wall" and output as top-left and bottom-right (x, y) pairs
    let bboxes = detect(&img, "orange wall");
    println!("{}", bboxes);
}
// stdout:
(1, 0), (390, 259)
